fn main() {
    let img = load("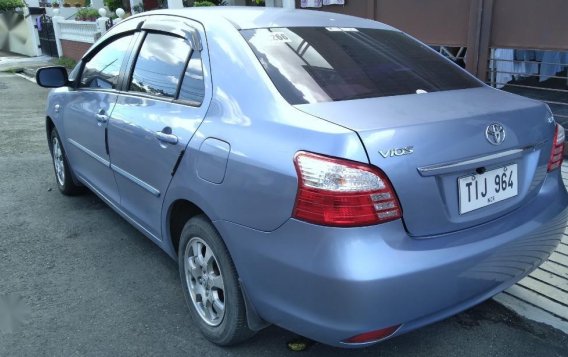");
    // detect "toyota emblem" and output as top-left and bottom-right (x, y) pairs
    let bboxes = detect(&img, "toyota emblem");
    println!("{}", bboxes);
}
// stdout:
(486, 123), (506, 145)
